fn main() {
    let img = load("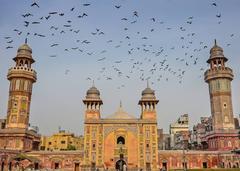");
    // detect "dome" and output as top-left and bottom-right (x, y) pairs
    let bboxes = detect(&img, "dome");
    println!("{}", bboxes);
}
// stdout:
(210, 42), (223, 54)
(141, 81), (155, 97)
(87, 86), (100, 95)
(106, 103), (136, 119)
(13, 41), (35, 63)
(86, 85), (101, 99)
(17, 43), (32, 53)
(142, 87), (154, 96)
(207, 39), (227, 63)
